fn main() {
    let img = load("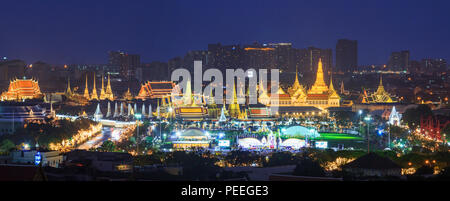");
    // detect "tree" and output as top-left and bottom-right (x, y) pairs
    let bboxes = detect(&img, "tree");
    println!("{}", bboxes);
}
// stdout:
(293, 157), (326, 177)
(442, 124), (450, 142)
(0, 139), (16, 153)
(389, 125), (408, 139)
(98, 140), (115, 152)
(402, 104), (432, 130)
(263, 152), (294, 167)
